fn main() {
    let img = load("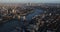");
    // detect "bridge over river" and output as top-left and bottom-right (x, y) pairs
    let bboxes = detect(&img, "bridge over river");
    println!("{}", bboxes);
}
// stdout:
(0, 8), (45, 32)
